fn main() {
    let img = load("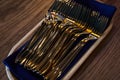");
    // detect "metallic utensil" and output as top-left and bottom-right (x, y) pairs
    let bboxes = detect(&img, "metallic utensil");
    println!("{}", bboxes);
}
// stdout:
(45, 34), (97, 80)
(15, 19), (48, 63)
(24, 20), (62, 69)
(33, 24), (79, 73)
